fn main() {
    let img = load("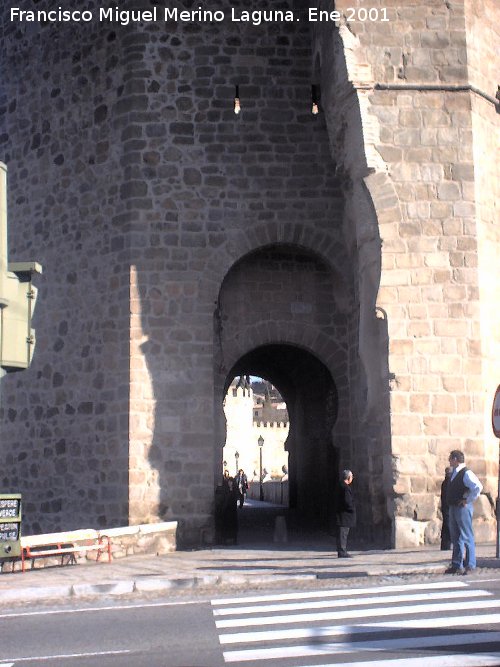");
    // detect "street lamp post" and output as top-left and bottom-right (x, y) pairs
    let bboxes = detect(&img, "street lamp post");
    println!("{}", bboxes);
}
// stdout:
(491, 384), (500, 558)
(258, 435), (264, 501)
(235, 450), (239, 475)
(492, 384), (500, 557)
